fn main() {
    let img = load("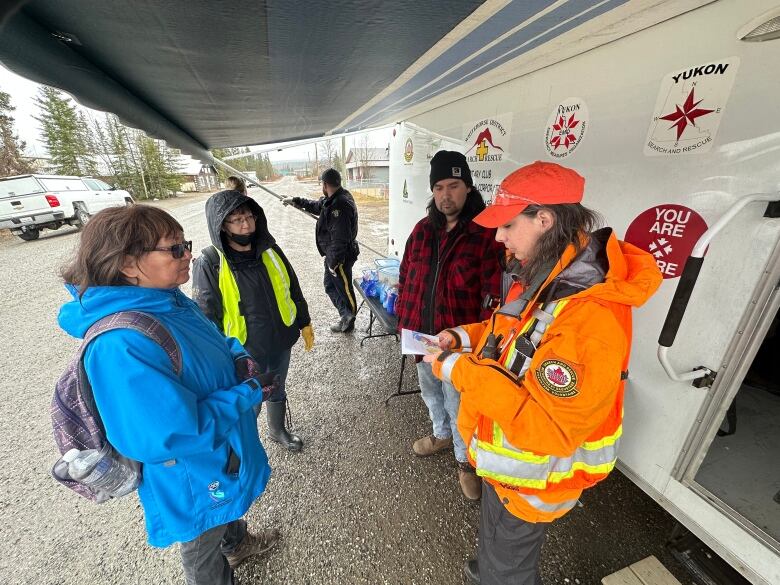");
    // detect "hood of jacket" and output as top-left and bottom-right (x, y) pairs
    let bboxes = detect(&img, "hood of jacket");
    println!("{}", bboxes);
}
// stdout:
(532, 228), (661, 308)
(204, 190), (275, 254)
(58, 283), (189, 339)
